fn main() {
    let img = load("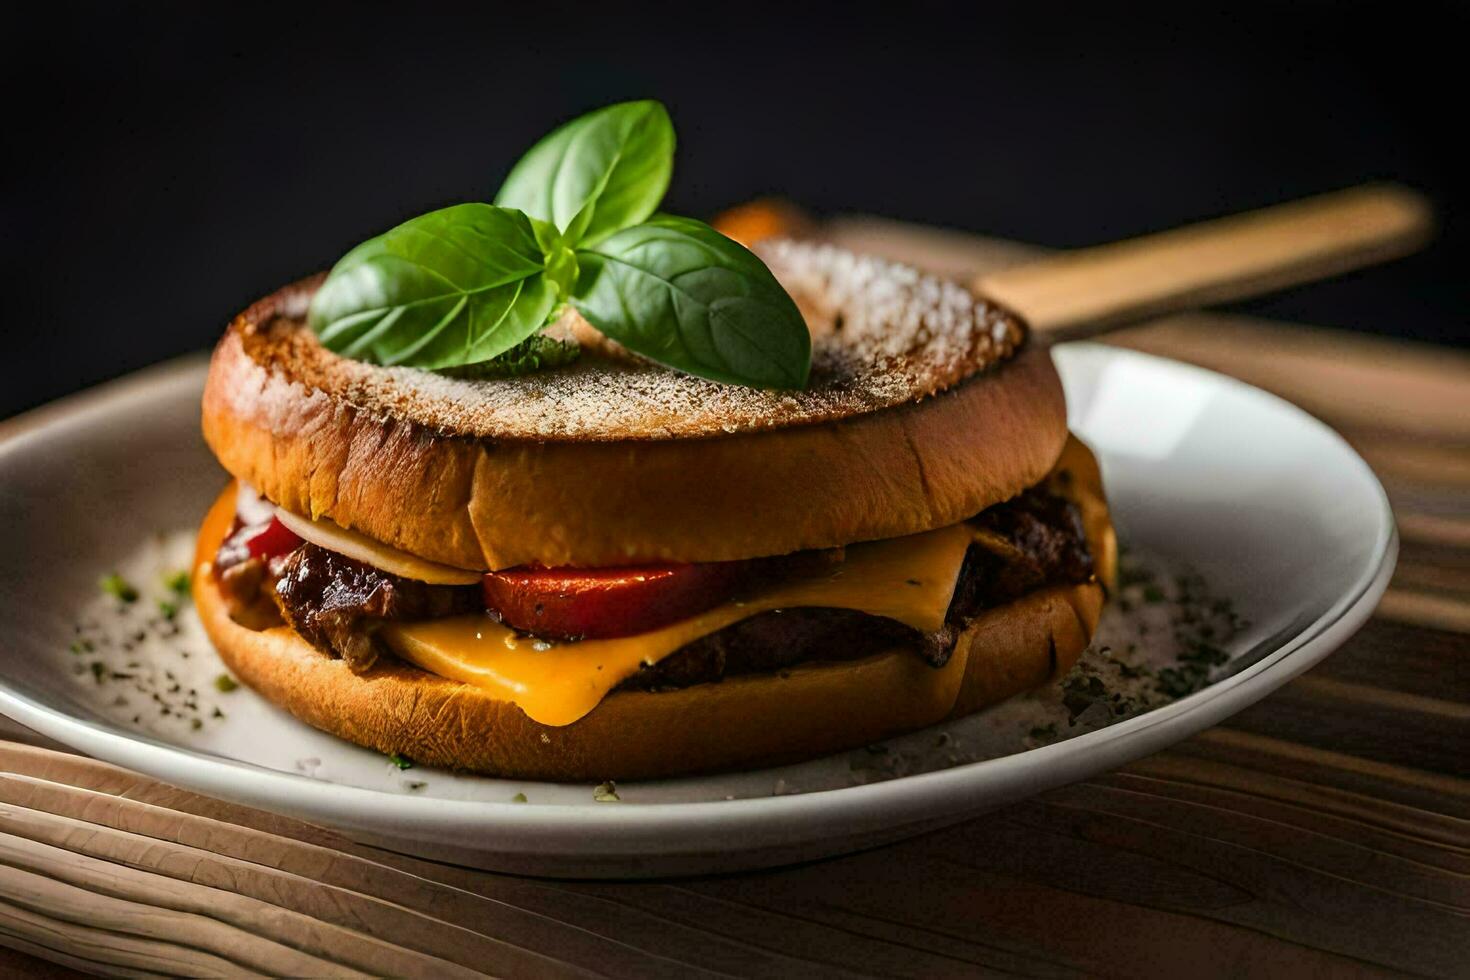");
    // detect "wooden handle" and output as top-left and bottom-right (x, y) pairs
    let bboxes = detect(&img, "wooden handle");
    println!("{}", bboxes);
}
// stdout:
(976, 184), (1433, 338)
